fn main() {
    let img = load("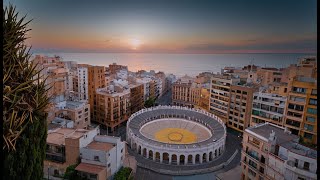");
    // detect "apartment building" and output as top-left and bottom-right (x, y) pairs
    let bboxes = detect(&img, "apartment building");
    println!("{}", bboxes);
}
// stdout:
(88, 66), (106, 122)
(209, 74), (240, 124)
(284, 76), (317, 146)
(241, 123), (317, 180)
(108, 63), (128, 75)
(282, 57), (317, 84)
(251, 92), (287, 127)
(228, 84), (258, 132)
(172, 75), (201, 108)
(255, 68), (283, 86)
(136, 77), (152, 101)
(130, 83), (144, 114)
(155, 71), (166, 96)
(267, 82), (289, 97)
(95, 85), (131, 132)
(44, 126), (100, 178)
(54, 99), (91, 129)
(72, 66), (89, 101)
(76, 135), (125, 180)
(194, 85), (210, 111)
